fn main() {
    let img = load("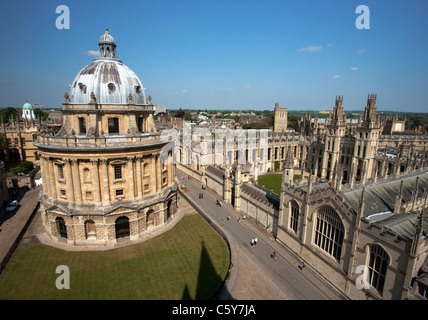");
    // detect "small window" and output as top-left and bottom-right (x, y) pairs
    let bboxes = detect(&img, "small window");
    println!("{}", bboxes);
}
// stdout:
(135, 85), (141, 93)
(108, 117), (119, 134)
(108, 83), (116, 93)
(58, 164), (64, 180)
(60, 189), (66, 198)
(115, 189), (124, 197)
(83, 168), (91, 183)
(86, 191), (93, 200)
(113, 165), (122, 180)
(78, 117), (86, 134)
(78, 83), (86, 93)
